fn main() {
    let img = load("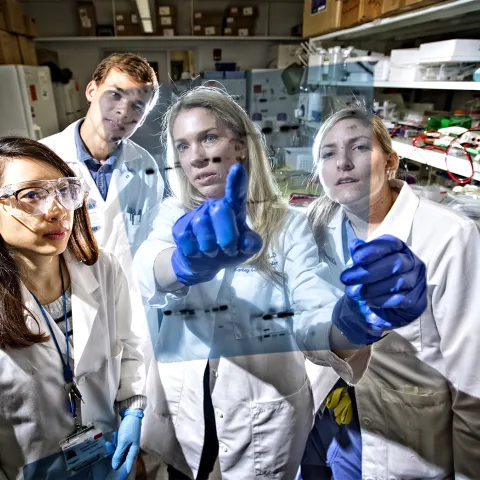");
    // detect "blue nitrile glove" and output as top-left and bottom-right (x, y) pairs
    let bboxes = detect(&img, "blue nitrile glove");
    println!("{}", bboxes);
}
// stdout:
(171, 164), (263, 286)
(108, 409), (143, 477)
(332, 234), (427, 345)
